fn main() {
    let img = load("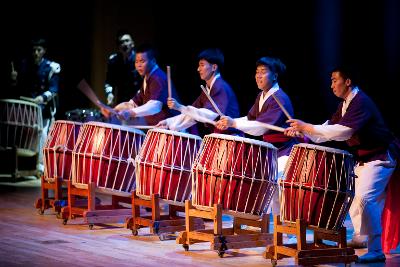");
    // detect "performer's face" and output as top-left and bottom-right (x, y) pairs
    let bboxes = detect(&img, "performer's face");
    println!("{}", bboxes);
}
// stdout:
(118, 34), (134, 53)
(255, 65), (276, 91)
(32, 45), (46, 65)
(135, 52), (154, 76)
(197, 59), (216, 81)
(331, 71), (351, 99)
